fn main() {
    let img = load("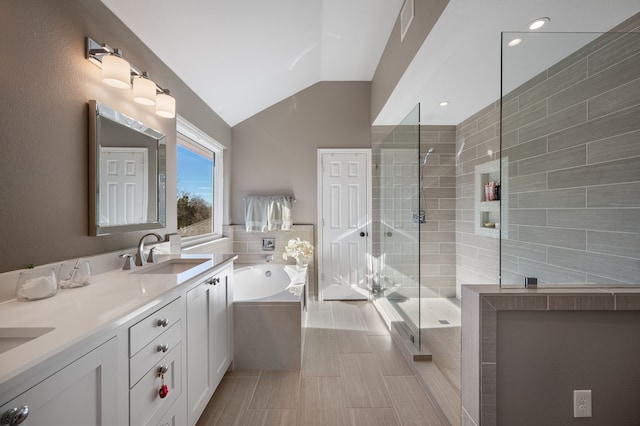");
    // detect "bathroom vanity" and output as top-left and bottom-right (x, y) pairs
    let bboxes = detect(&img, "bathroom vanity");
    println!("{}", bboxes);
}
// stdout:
(0, 254), (235, 426)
